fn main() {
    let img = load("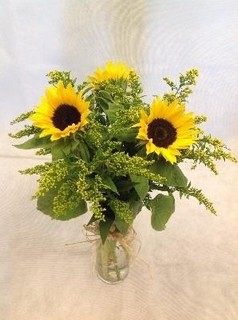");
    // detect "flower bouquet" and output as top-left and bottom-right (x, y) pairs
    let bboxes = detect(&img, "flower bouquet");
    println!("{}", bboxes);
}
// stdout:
(10, 61), (236, 283)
